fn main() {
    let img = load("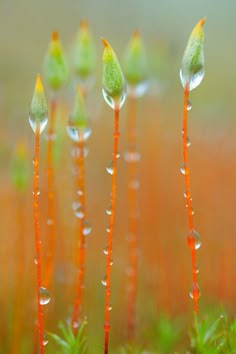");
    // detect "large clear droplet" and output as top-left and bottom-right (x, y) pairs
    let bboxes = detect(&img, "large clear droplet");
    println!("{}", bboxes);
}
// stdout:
(83, 220), (92, 236)
(187, 229), (201, 250)
(39, 287), (51, 305)
(189, 283), (201, 300)
(180, 163), (189, 175)
(102, 88), (126, 110)
(127, 81), (149, 98)
(29, 116), (48, 134)
(106, 161), (114, 175)
(180, 68), (205, 91)
(187, 100), (192, 111)
(124, 151), (141, 163)
(43, 333), (49, 346)
(186, 137), (191, 147)
(106, 206), (112, 215)
(66, 125), (92, 143)
(103, 247), (109, 256)
(101, 277), (107, 286)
